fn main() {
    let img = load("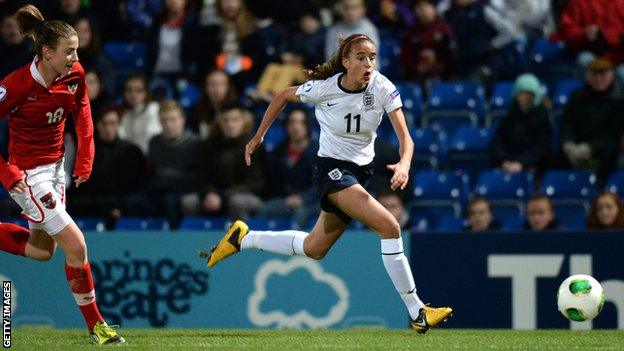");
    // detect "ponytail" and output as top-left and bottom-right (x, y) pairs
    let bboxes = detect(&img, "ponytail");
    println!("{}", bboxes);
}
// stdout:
(14, 5), (77, 59)
(305, 34), (373, 80)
